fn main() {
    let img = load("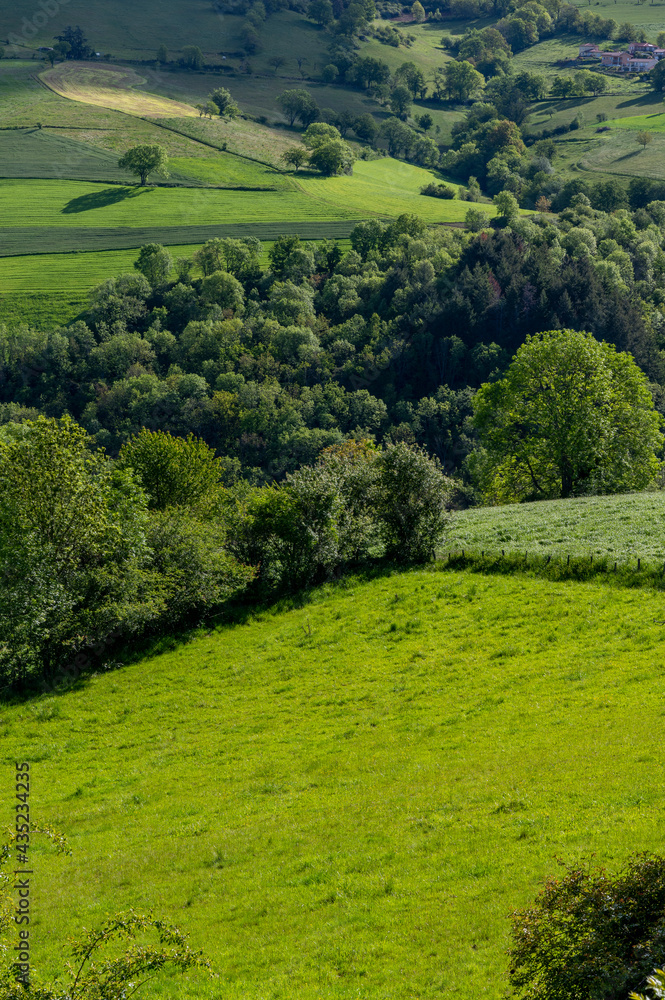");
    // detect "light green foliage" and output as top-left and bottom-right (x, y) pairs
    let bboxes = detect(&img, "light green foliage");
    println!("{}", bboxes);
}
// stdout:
(493, 189), (520, 220)
(133, 242), (173, 288)
(117, 144), (169, 186)
(209, 87), (239, 117)
(411, 0), (425, 21)
(632, 969), (665, 1000)
(3, 568), (665, 996)
(117, 428), (227, 512)
(308, 138), (355, 176)
(0, 416), (156, 684)
(302, 122), (342, 148)
(375, 442), (452, 561)
(200, 269), (245, 311)
(472, 329), (663, 502)
(443, 59), (485, 101)
(281, 146), (307, 171)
